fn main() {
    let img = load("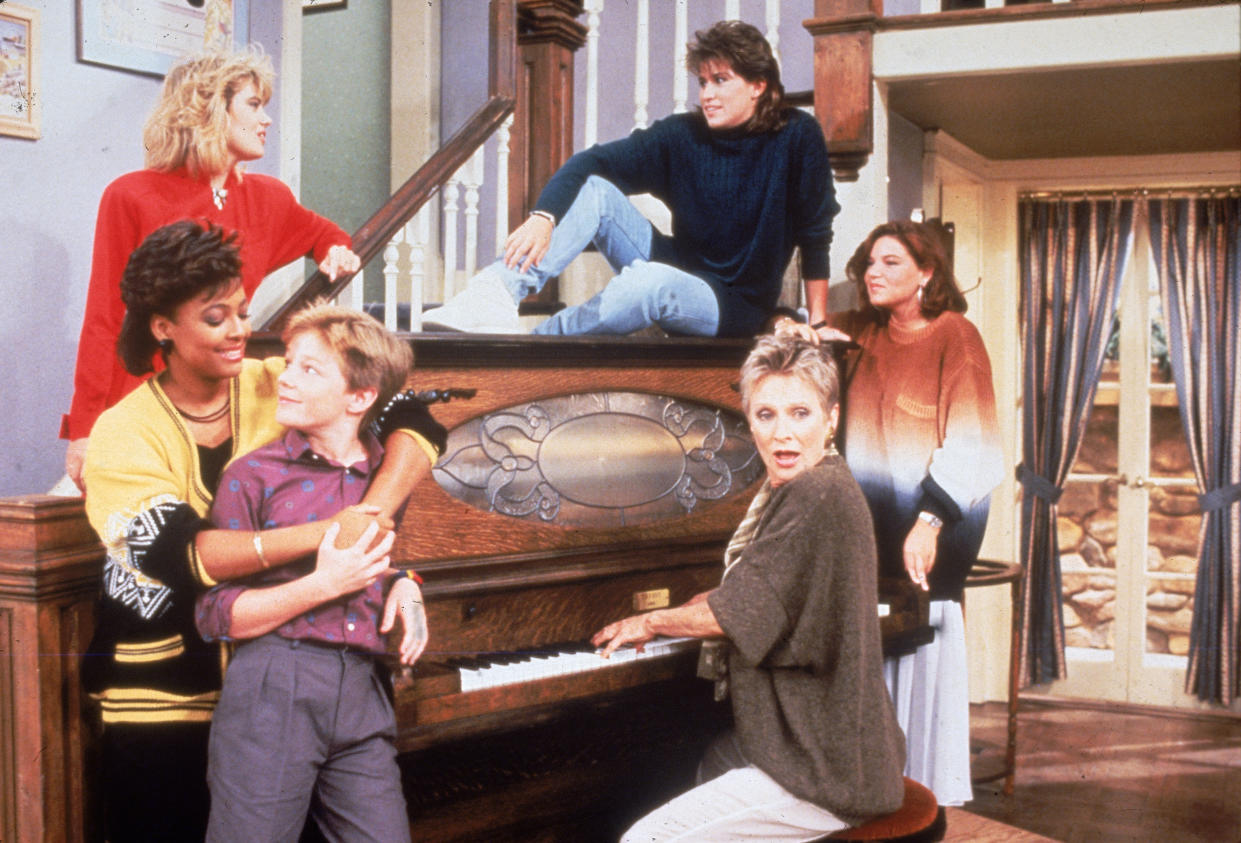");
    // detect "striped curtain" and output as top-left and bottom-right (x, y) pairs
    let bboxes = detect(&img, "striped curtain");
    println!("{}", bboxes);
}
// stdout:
(1016, 197), (1135, 686)
(1149, 195), (1241, 705)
